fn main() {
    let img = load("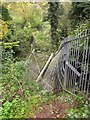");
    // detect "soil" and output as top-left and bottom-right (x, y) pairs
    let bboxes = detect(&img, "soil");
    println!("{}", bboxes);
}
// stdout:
(34, 100), (72, 118)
